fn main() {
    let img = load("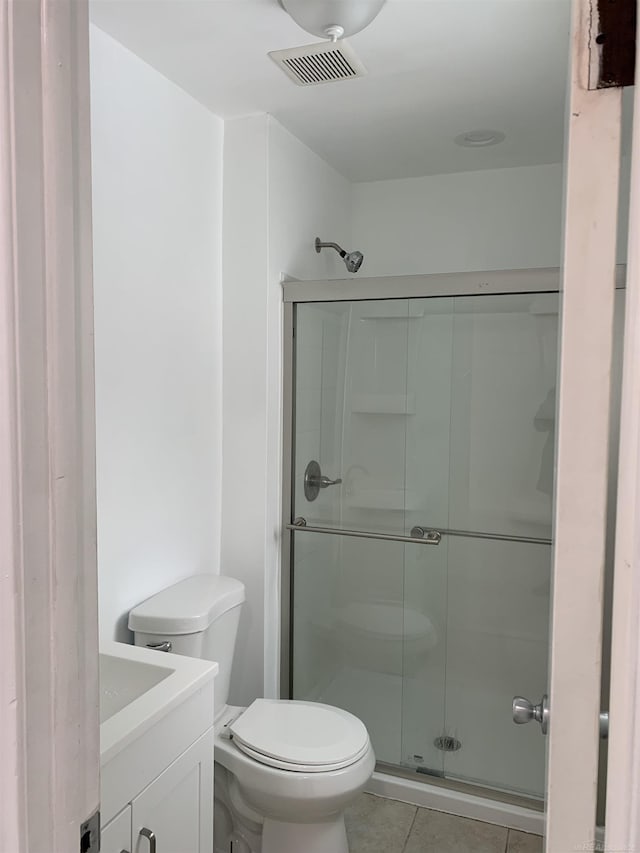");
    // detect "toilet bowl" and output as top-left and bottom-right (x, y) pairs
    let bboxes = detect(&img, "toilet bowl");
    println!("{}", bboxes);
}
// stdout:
(129, 575), (375, 853)
(215, 701), (375, 852)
